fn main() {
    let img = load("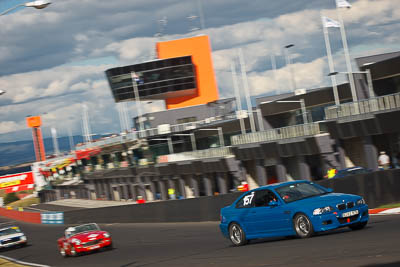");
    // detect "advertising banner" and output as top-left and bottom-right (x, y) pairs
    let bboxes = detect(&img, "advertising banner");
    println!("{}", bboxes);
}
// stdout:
(0, 172), (35, 193)
(41, 212), (64, 224)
